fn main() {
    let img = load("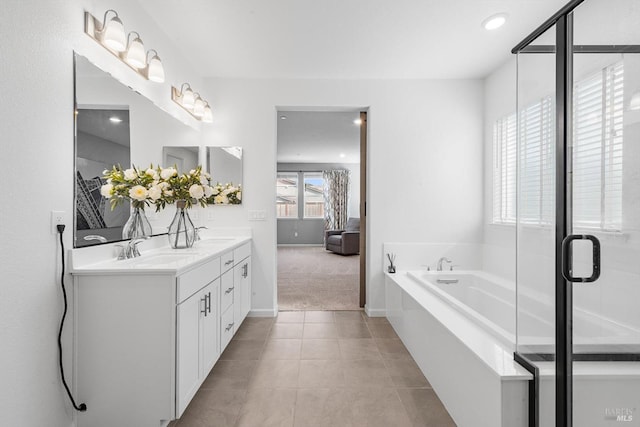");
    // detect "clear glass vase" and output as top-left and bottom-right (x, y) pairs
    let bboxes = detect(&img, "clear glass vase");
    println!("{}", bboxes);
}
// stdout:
(168, 200), (196, 249)
(122, 205), (153, 240)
